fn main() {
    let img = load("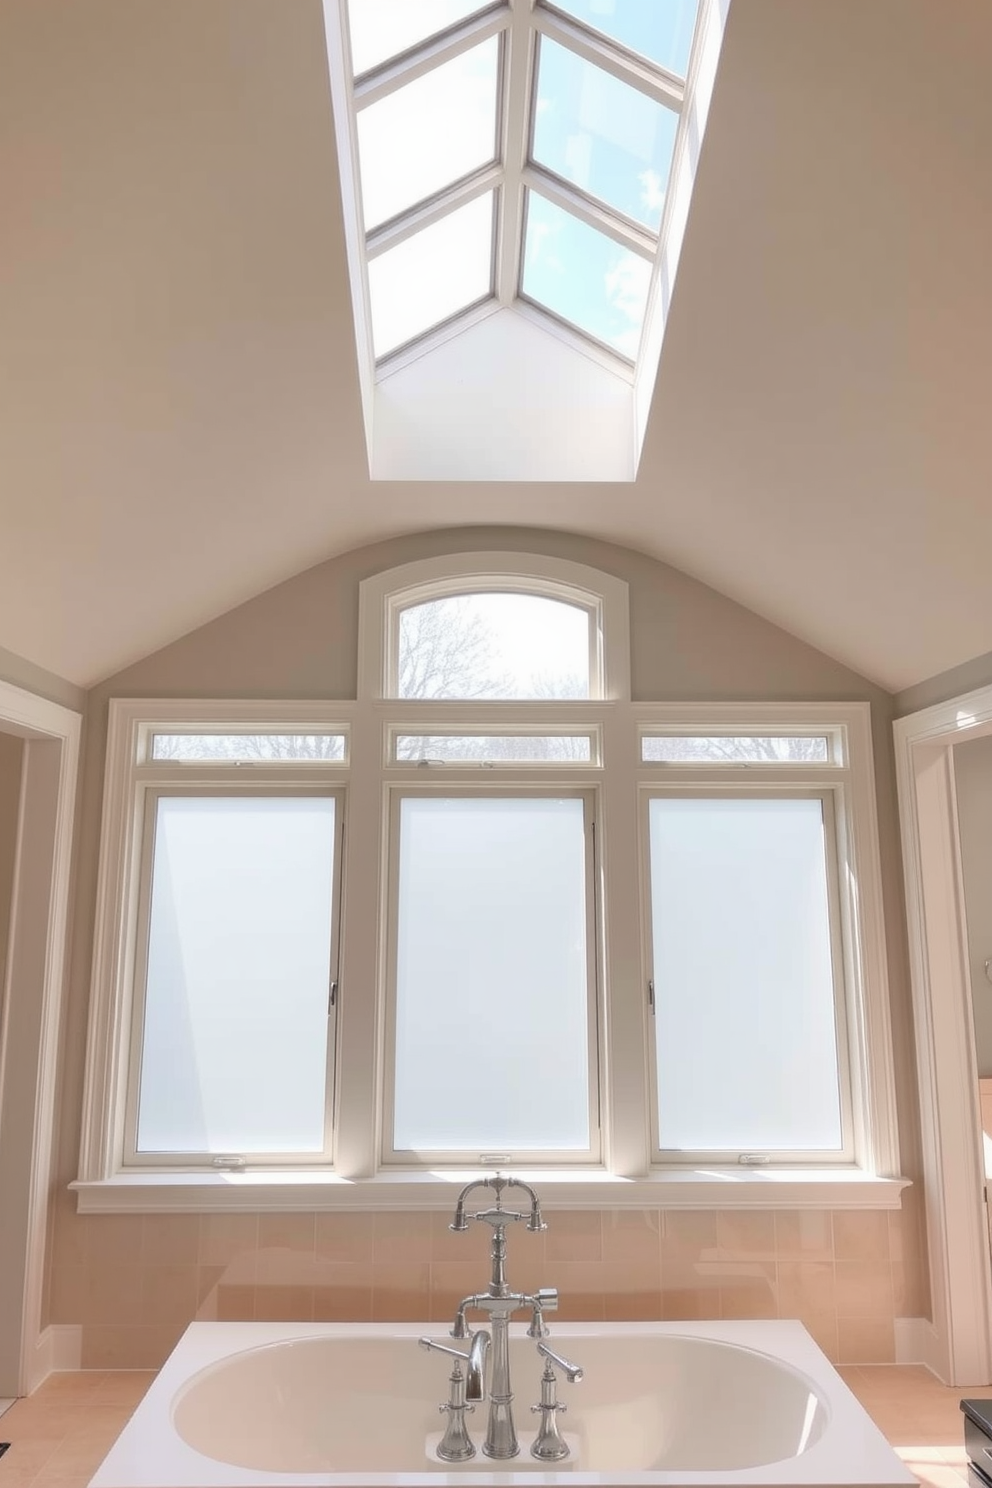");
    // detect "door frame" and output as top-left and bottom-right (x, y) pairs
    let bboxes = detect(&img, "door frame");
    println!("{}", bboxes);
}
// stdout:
(0, 680), (80, 1396)
(894, 684), (992, 1384)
